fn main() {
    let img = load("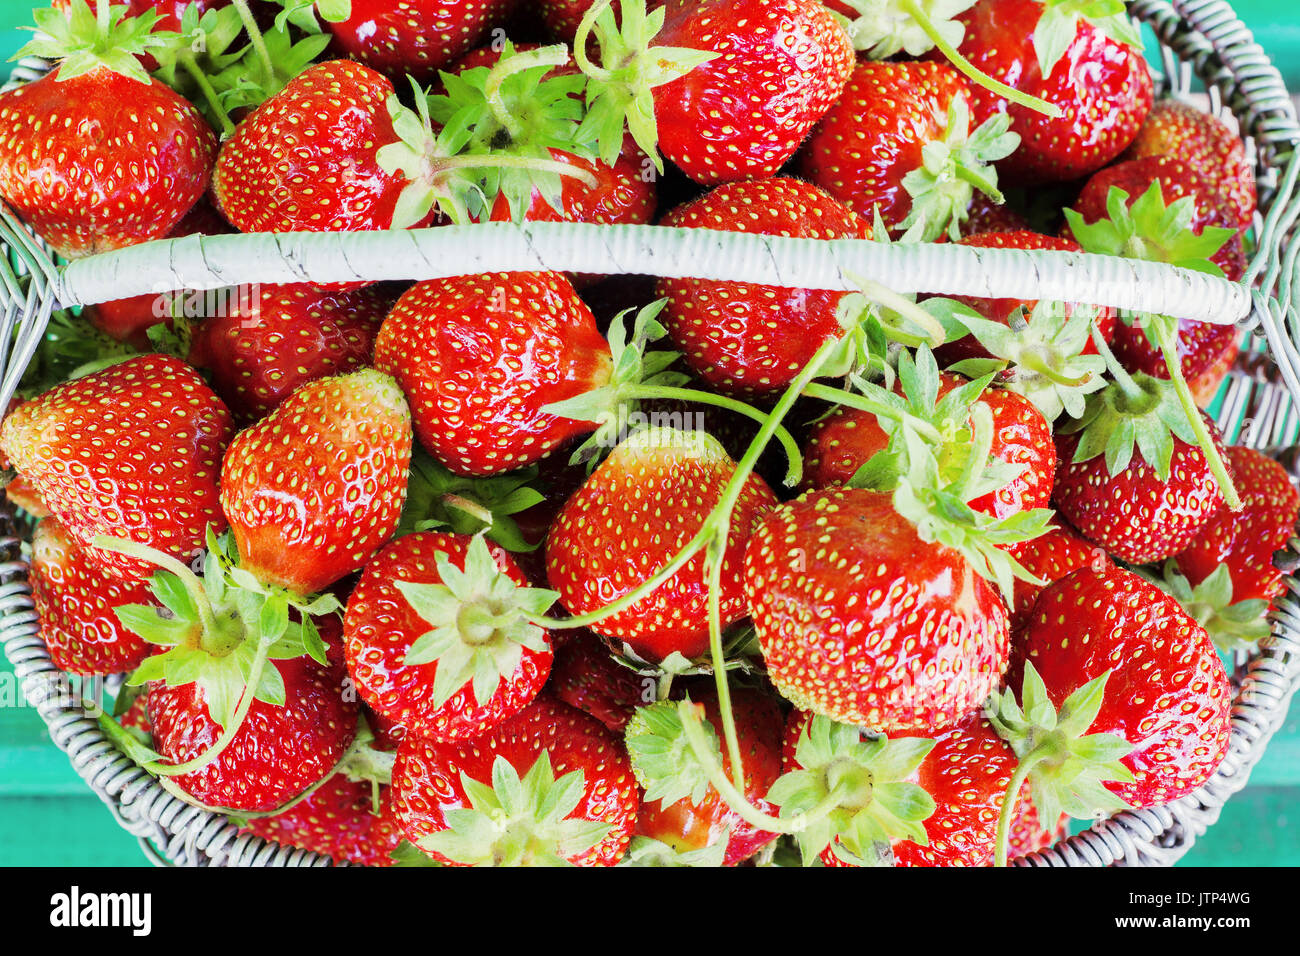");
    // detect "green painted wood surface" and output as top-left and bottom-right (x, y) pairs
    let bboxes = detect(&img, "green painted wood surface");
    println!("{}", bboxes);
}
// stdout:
(0, 2), (1298, 867)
